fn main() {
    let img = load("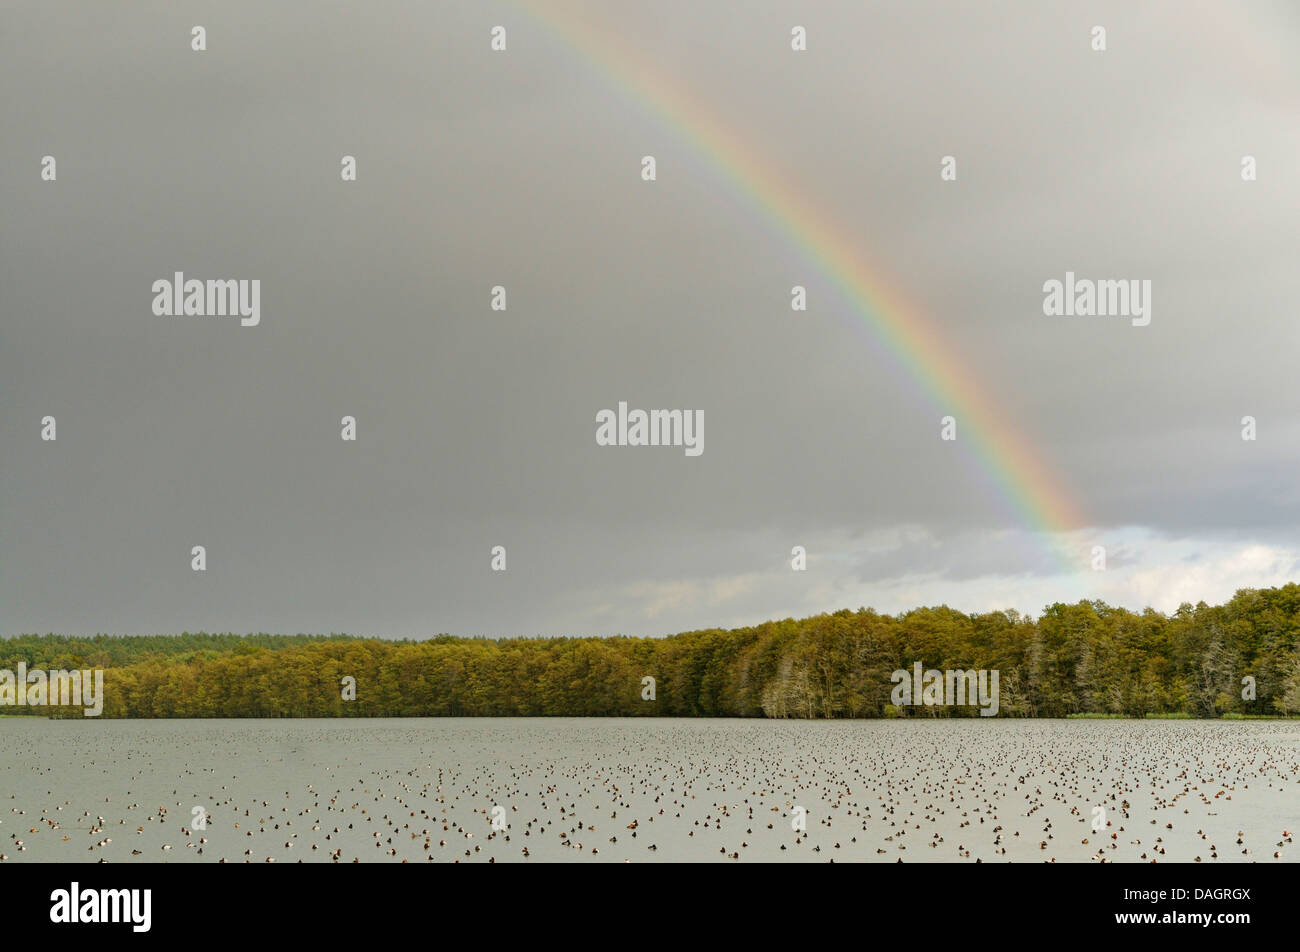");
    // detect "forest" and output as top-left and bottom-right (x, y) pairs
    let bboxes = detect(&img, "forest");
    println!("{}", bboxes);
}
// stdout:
(4, 585), (1300, 718)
